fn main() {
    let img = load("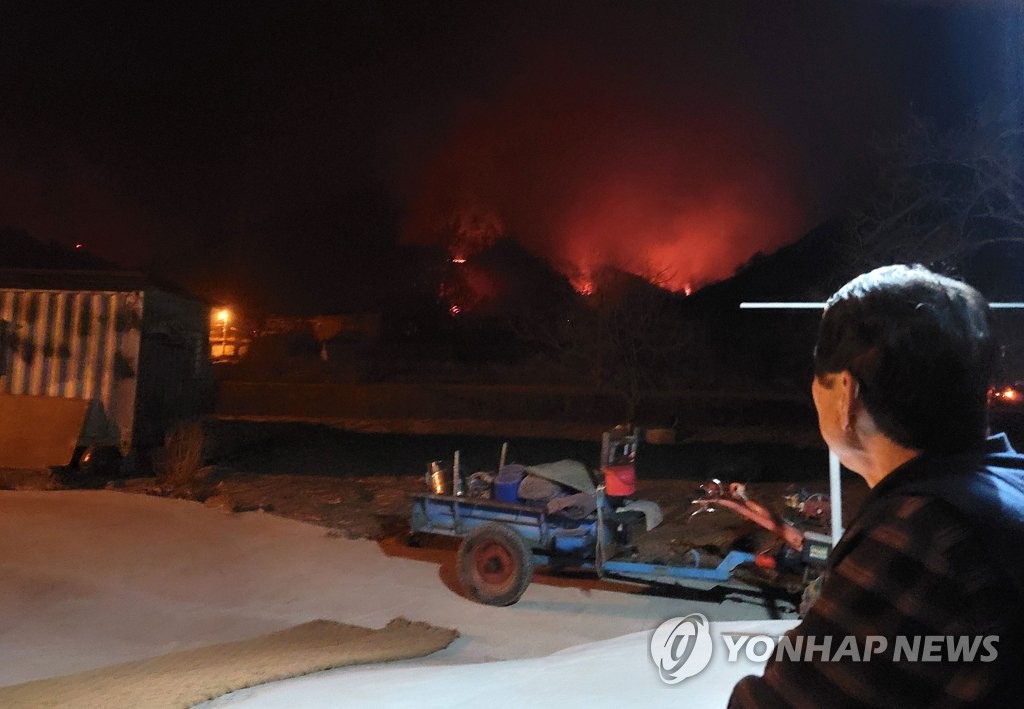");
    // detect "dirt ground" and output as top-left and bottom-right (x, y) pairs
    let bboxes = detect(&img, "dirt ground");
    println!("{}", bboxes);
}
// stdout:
(118, 471), (864, 543)
(100, 465), (868, 600)
(180, 415), (1021, 559)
